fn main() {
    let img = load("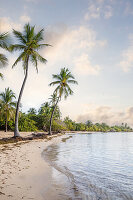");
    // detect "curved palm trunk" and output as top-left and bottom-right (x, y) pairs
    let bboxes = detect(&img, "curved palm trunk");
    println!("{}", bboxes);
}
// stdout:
(49, 98), (59, 135)
(14, 56), (29, 137)
(5, 112), (7, 132)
